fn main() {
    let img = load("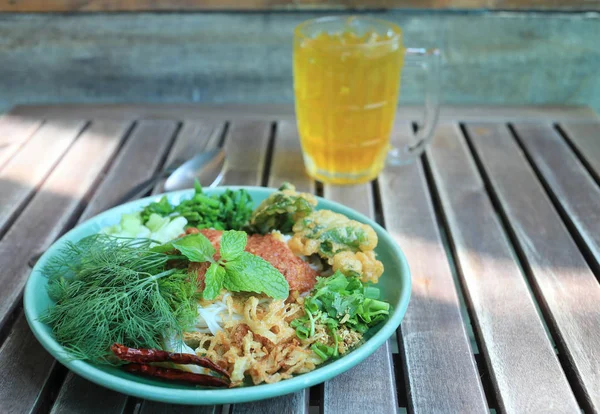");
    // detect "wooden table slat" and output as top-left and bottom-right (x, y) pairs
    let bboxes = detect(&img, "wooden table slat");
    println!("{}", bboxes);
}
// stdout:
(220, 120), (271, 186)
(1, 105), (597, 414)
(138, 400), (217, 414)
(0, 314), (56, 413)
(50, 373), (129, 414)
(0, 119), (86, 237)
(379, 123), (488, 413)
(77, 120), (178, 221)
(231, 392), (308, 414)
(0, 114), (43, 170)
(52, 119), (211, 413)
(268, 121), (313, 192)
(512, 123), (600, 274)
(559, 122), (600, 183)
(0, 120), (131, 412)
(320, 184), (398, 414)
(427, 123), (579, 413)
(466, 122), (600, 412)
